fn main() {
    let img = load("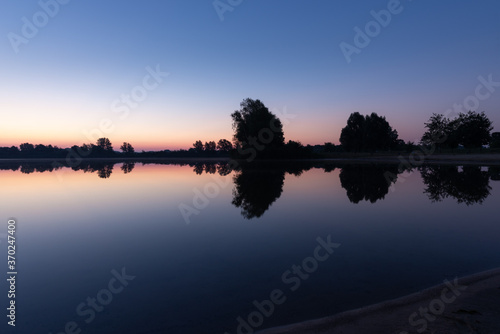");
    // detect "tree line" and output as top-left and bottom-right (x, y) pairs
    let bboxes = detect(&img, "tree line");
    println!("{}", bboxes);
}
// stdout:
(1, 98), (498, 160)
